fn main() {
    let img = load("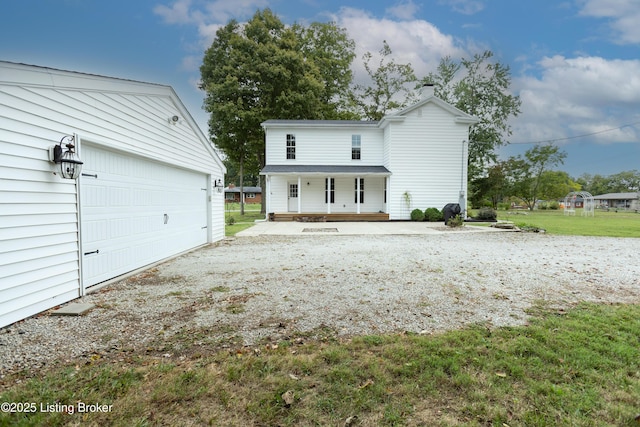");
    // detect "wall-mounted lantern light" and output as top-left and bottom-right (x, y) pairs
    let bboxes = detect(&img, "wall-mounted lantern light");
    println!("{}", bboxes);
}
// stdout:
(214, 178), (223, 193)
(49, 135), (83, 179)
